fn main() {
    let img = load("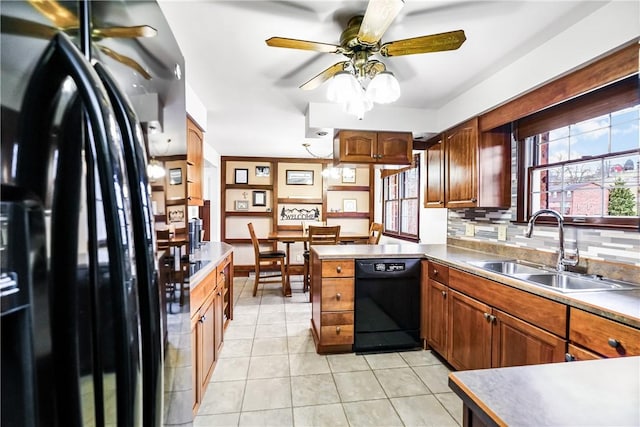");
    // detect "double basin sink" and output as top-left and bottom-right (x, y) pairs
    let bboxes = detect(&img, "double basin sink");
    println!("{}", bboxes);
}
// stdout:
(467, 260), (638, 293)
